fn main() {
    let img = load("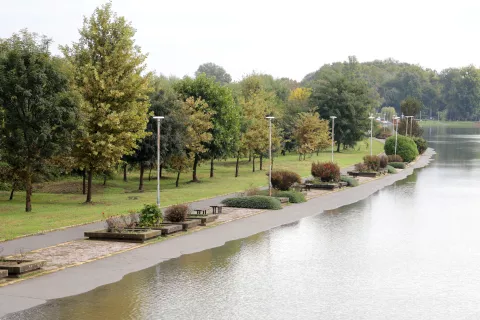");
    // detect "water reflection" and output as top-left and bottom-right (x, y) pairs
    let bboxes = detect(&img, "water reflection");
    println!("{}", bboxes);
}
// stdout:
(6, 127), (480, 320)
